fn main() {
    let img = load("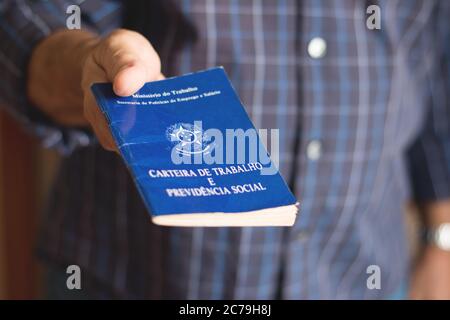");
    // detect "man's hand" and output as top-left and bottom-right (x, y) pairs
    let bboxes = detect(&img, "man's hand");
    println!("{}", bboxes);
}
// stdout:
(28, 29), (163, 151)
(410, 200), (450, 299)
(410, 246), (450, 299)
